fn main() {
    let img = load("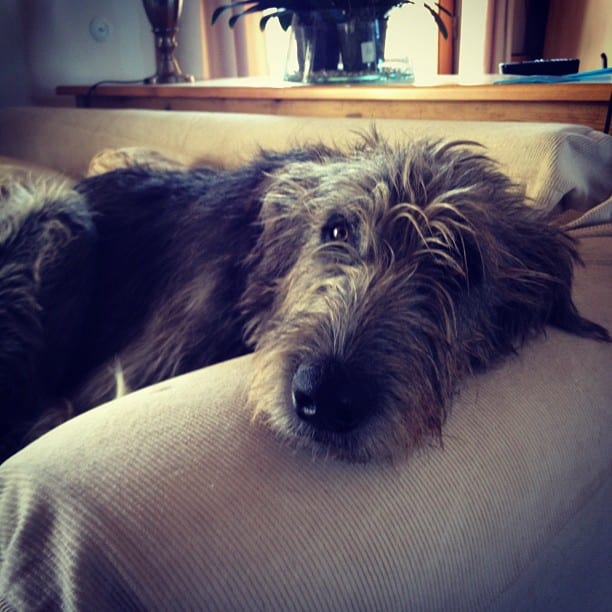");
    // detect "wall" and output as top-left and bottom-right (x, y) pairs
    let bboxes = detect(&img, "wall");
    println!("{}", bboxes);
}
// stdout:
(544, 0), (612, 71)
(2, 0), (609, 109)
(457, 0), (490, 77)
(1, 0), (206, 107)
(0, 0), (32, 106)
